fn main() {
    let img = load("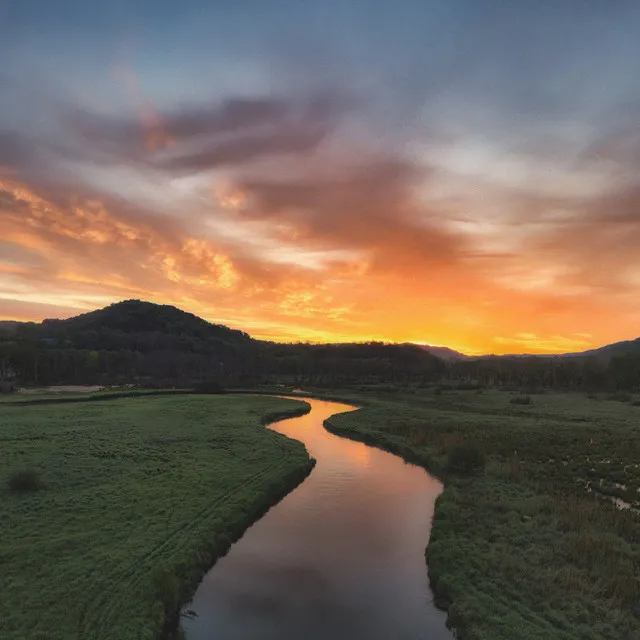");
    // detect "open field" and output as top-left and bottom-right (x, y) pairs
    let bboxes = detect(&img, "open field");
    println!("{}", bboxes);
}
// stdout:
(323, 388), (640, 640)
(0, 394), (312, 640)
